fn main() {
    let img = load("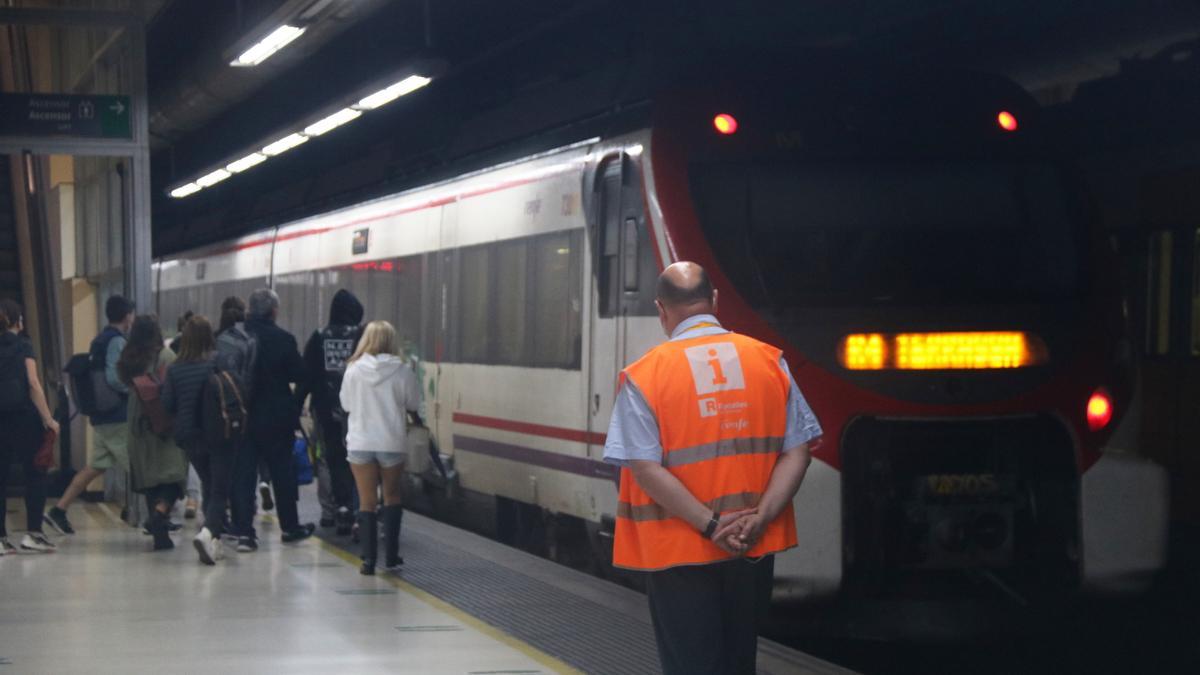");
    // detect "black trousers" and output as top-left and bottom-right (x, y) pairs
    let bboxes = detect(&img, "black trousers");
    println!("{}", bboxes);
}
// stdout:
(644, 556), (775, 675)
(315, 410), (354, 509)
(185, 439), (234, 537)
(232, 429), (299, 537)
(0, 412), (46, 537)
